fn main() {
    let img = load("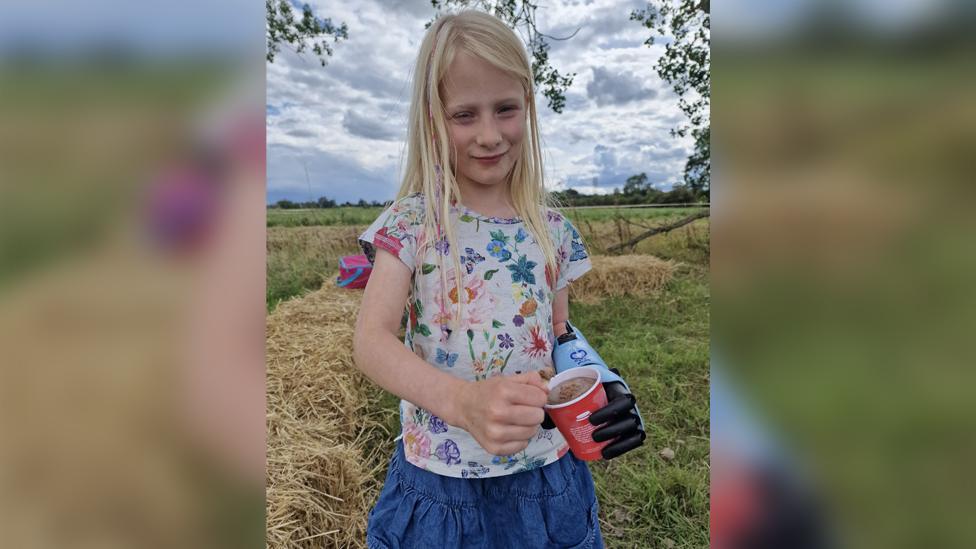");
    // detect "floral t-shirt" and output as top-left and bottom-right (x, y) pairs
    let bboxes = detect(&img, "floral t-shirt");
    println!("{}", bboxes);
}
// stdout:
(358, 193), (592, 478)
